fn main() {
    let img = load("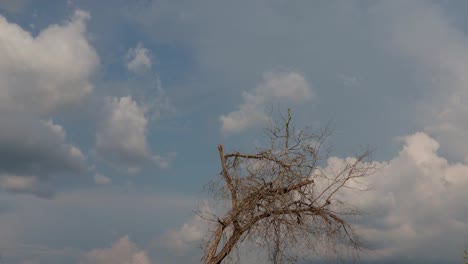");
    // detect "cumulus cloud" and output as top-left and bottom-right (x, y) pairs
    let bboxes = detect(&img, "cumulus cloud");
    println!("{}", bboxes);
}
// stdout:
(0, 114), (86, 197)
(96, 97), (150, 168)
(362, 3), (468, 258)
(328, 132), (468, 262)
(126, 43), (152, 73)
(96, 96), (174, 171)
(0, 10), (96, 197)
(372, 0), (468, 160)
(0, 10), (98, 114)
(81, 236), (152, 264)
(220, 71), (312, 134)
(0, 116), (87, 175)
(162, 203), (212, 253)
(165, 132), (468, 263)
